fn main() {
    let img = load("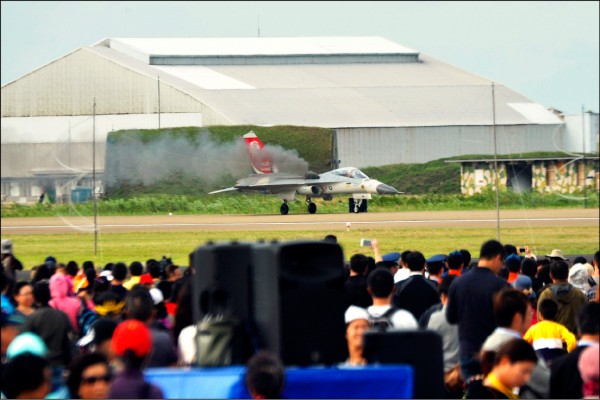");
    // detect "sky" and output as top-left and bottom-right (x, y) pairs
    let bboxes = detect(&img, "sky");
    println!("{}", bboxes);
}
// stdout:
(1, 1), (598, 114)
